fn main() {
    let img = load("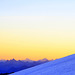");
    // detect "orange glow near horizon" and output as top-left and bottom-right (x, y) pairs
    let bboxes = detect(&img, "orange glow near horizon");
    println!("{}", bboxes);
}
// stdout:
(0, 16), (75, 60)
